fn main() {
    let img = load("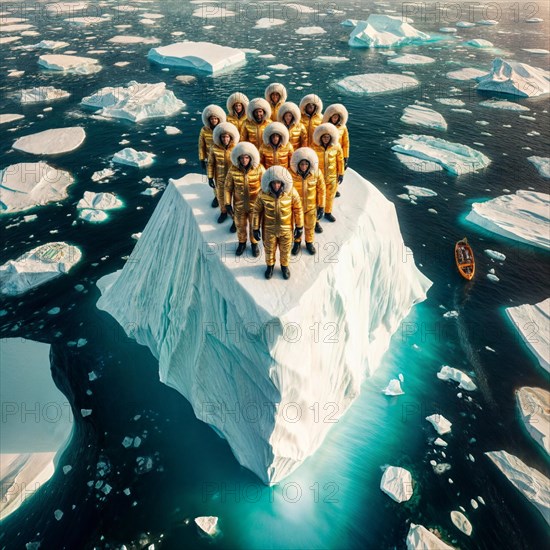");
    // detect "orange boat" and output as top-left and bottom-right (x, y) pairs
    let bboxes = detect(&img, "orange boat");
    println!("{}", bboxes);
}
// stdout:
(455, 238), (475, 280)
